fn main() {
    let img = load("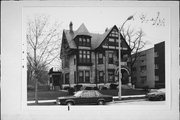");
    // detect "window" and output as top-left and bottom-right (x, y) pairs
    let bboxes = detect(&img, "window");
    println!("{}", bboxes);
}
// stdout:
(81, 91), (96, 97)
(98, 53), (103, 64)
(64, 56), (69, 68)
(85, 71), (90, 83)
(74, 58), (76, 65)
(87, 38), (90, 45)
(79, 50), (91, 64)
(79, 38), (82, 45)
(155, 64), (159, 69)
(83, 38), (86, 46)
(74, 71), (76, 84)
(140, 76), (147, 84)
(140, 65), (146, 72)
(78, 37), (91, 47)
(65, 73), (69, 84)
(108, 69), (115, 82)
(108, 53), (113, 64)
(155, 76), (159, 81)
(79, 71), (84, 83)
(154, 51), (159, 57)
(79, 51), (83, 63)
(99, 71), (104, 83)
